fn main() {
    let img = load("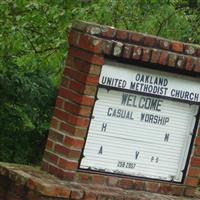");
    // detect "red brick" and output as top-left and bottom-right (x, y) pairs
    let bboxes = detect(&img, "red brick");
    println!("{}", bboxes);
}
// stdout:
(118, 179), (133, 189)
(84, 85), (97, 96)
(92, 175), (106, 185)
(191, 157), (200, 167)
(84, 192), (97, 200)
(101, 27), (116, 38)
(134, 180), (145, 190)
(59, 87), (95, 106)
(195, 136), (200, 146)
(46, 139), (53, 150)
(158, 183), (171, 194)
(188, 167), (200, 177)
(68, 47), (104, 65)
(123, 45), (132, 59)
(64, 135), (85, 149)
(58, 158), (78, 170)
(67, 56), (102, 75)
(70, 80), (85, 94)
(185, 56), (196, 71)
(68, 31), (80, 47)
(130, 32), (144, 43)
(50, 118), (59, 129)
(80, 106), (92, 117)
(64, 101), (81, 115)
(184, 187), (196, 197)
(55, 108), (90, 128)
(195, 146), (200, 156)
(71, 190), (84, 200)
(54, 144), (81, 159)
(79, 34), (102, 54)
(107, 177), (119, 187)
(66, 56), (90, 74)
(62, 170), (76, 181)
(159, 51), (168, 65)
(63, 101), (91, 118)
(69, 80), (97, 96)
(151, 49), (161, 64)
(197, 48), (200, 56)
(55, 97), (64, 109)
(54, 109), (68, 122)
(69, 31), (102, 54)
(142, 48), (151, 62)
(64, 67), (99, 86)
(167, 53), (178, 67)
(37, 183), (71, 198)
(194, 59), (200, 73)
(185, 177), (199, 187)
(61, 76), (70, 88)
(43, 151), (58, 165)
(60, 122), (87, 137)
(49, 129), (64, 143)
(78, 173), (92, 184)
(48, 164), (64, 178)
(172, 42), (184, 53)
(171, 185), (184, 196)
(145, 182), (159, 193)
(132, 46), (142, 60)
(143, 36), (157, 47)
(116, 30), (129, 41)
(159, 39), (171, 50)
